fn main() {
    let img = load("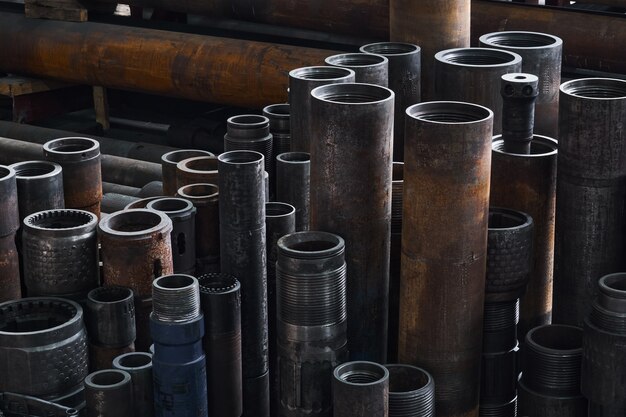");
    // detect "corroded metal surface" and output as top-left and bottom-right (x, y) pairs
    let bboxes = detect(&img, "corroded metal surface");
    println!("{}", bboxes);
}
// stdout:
(161, 150), (213, 196)
(0, 165), (20, 302)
